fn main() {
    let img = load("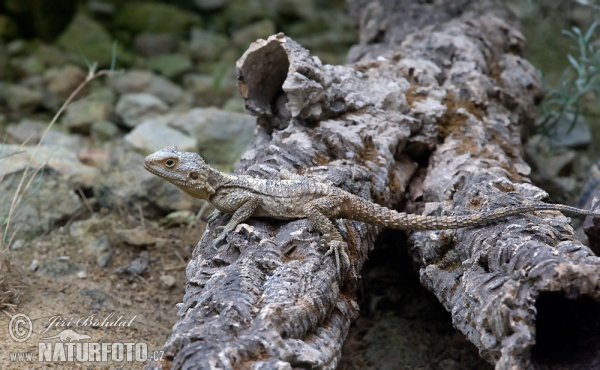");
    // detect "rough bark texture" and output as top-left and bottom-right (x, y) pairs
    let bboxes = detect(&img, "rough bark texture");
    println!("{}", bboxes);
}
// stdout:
(148, 1), (600, 369)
